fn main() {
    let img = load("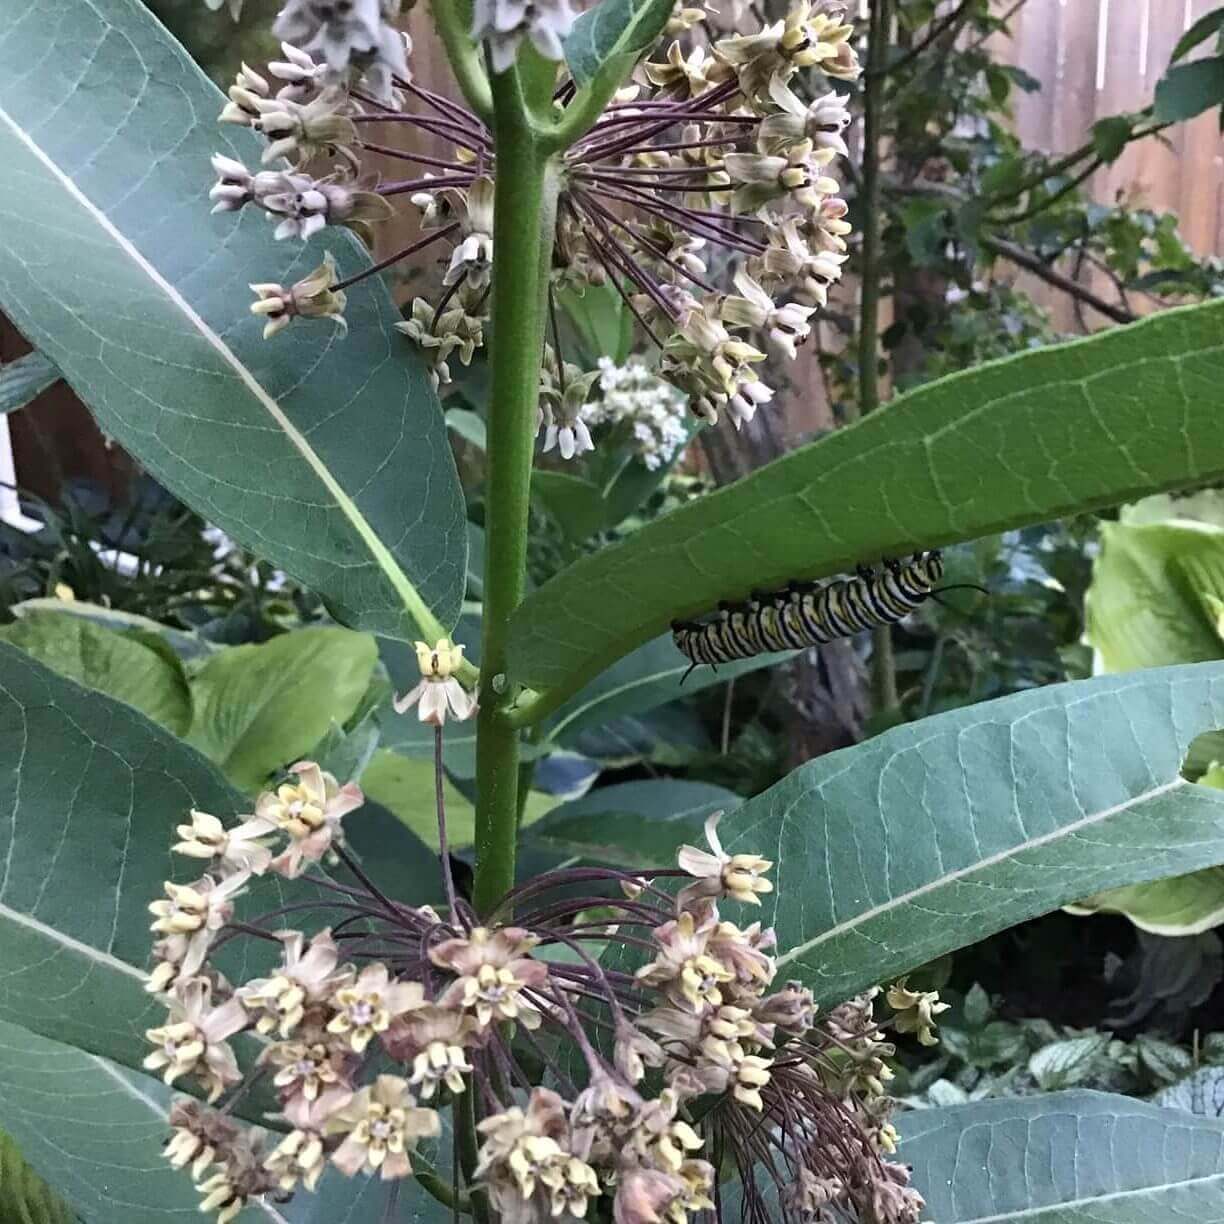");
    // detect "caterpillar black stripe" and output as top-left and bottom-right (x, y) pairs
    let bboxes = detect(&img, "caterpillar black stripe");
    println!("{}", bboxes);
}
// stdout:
(671, 551), (945, 674)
